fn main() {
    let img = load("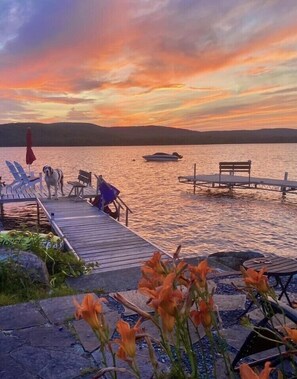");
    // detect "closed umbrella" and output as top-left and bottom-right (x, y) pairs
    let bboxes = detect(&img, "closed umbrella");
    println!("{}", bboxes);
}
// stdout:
(26, 127), (36, 173)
